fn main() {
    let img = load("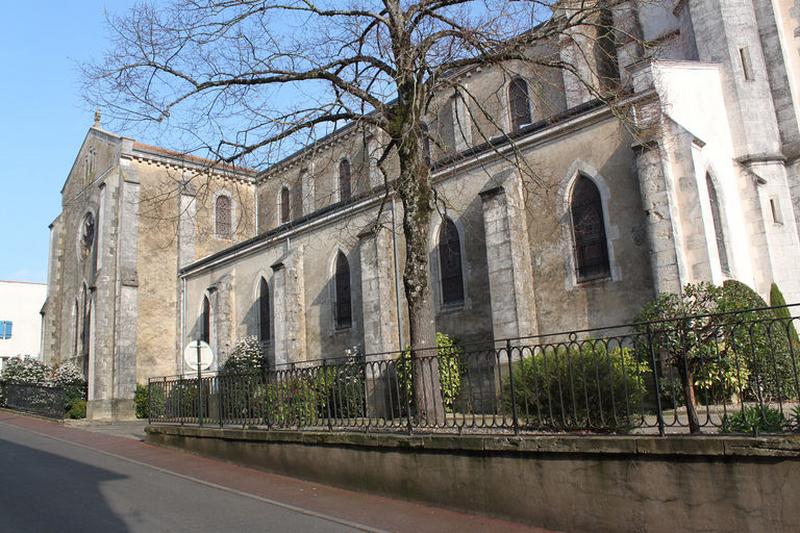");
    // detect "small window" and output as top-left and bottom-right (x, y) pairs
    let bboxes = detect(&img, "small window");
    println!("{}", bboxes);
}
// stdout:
(570, 175), (611, 282)
(739, 47), (754, 81)
(215, 195), (232, 238)
(706, 174), (730, 274)
(0, 321), (12, 340)
(280, 186), (290, 224)
(259, 278), (271, 342)
(509, 77), (532, 132)
(339, 159), (352, 202)
(438, 218), (465, 306)
(770, 198), (783, 225)
(201, 296), (211, 343)
(334, 251), (352, 329)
